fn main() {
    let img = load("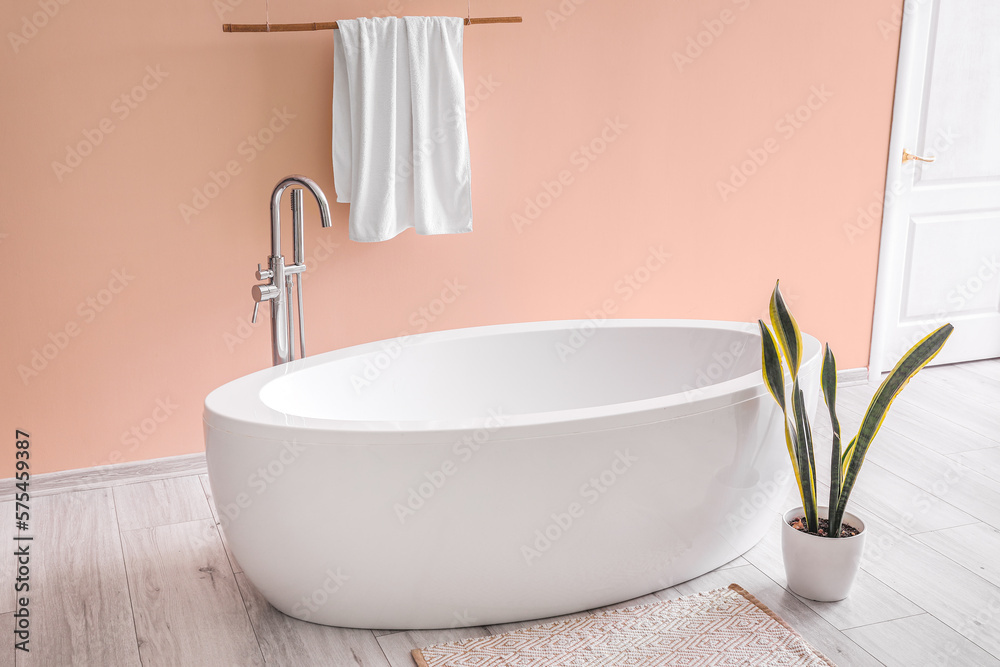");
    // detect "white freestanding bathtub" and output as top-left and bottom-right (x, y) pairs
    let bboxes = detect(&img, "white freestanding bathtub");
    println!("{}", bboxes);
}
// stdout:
(204, 319), (821, 629)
